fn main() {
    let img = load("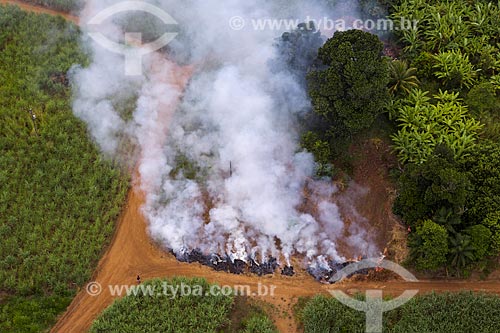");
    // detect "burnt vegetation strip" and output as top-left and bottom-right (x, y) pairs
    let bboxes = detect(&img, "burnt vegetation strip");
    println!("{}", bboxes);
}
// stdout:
(174, 248), (380, 282)
(175, 249), (287, 276)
